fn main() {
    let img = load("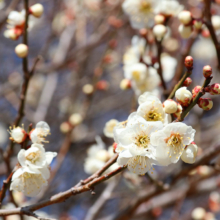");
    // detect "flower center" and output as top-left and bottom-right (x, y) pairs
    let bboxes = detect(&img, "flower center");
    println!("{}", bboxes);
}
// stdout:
(139, 1), (152, 13)
(23, 172), (33, 179)
(135, 135), (150, 148)
(26, 152), (40, 163)
(145, 109), (162, 121)
(132, 71), (141, 82)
